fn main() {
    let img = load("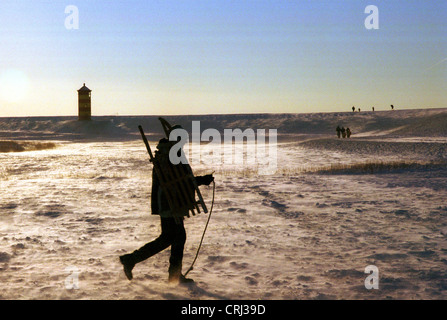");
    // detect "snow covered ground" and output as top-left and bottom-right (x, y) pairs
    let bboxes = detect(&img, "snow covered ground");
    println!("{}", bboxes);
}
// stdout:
(0, 108), (446, 300)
